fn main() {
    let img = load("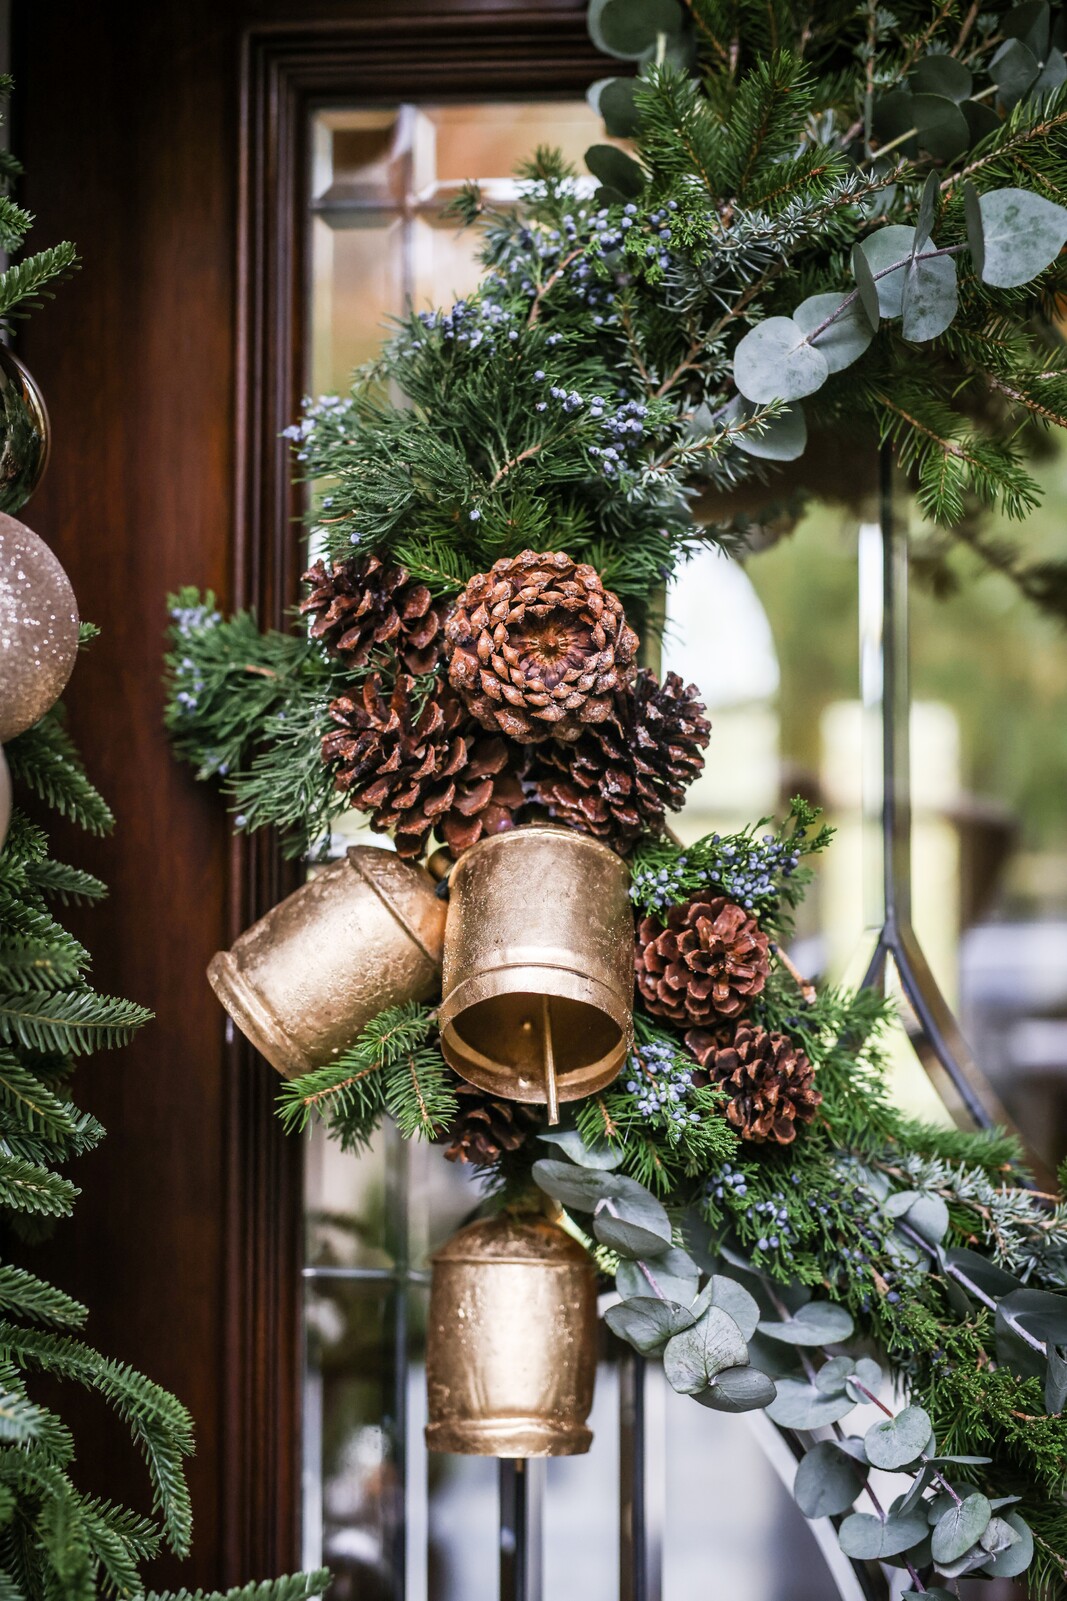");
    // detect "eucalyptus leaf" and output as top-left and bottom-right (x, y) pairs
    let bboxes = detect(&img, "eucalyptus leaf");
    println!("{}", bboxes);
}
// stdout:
(931, 1492), (992, 1564)
(911, 54), (973, 102)
(912, 93), (970, 160)
(694, 1364), (777, 1413)
(692, 1274), (761, 1341)
(864, 1405), (933, 1470)
(935, 1546), (997, 1579)
(850, 242), (881, 330)
(584, 143), (645, 198)
(1004, 0), (1051, 55)
(616, 1246), (699, 1306)
(532, 1158), (613, 1211)
(793, 293), (874, 374)
(999, 1285), (1067, 1342)
(794, 1441), (866, 1519)
(856, 225), (918, 316)
(587, 0), (685, 59)
(914, 170), (940, 247)
(1046, 1343), (1067, 1412)
(979, 1516), (1020, 1557)
(901, 1190), (952, 1243)
(758, 1300), (854, 1346)
(982, 1512), (1034, 1578)
(898, 1463), (936, 1517)
(844, 1355), (884, 1402)
(813, 1355), (855, 1395)
(963, 99), (1000, 142)
(731, 399), (807, 461)
(872, 87), (919, 150)
(605, 1296), (697, 1356)
(663, 1305), (748, 1395)
(990, 36), (1041, 102)
(538, 1129), (621, 1170)
(945, 1245), (1021, 1300)
(1034, 47), (1067, 93)
(977, 187), (1067, 287)
(995, 1306), (1046, 1379)
(733, 317), (829, 403)
(838, 1510), (929, 1560)
(595, 1211), (672, 1259)
(597, 77), (642, 138)
(903, 1591), (956, 1600)
(765, 1377), (857, 1429)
